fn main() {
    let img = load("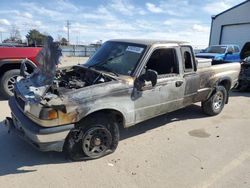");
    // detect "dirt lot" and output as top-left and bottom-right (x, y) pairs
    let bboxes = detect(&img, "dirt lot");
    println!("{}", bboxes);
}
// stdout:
(59, 56), (89, 67)
(0, 59), (249, 187)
